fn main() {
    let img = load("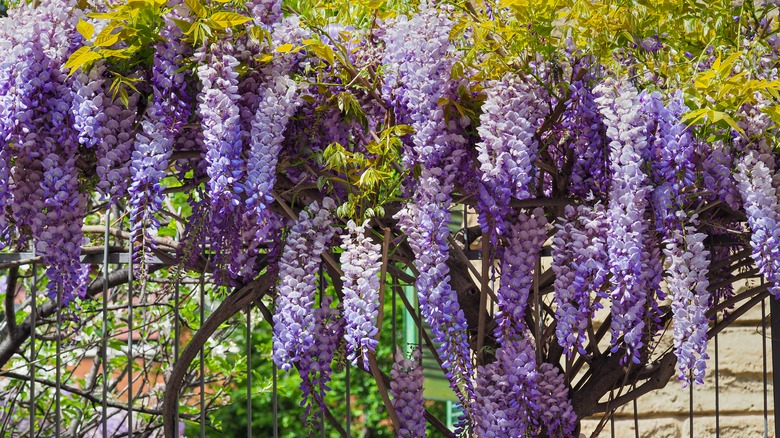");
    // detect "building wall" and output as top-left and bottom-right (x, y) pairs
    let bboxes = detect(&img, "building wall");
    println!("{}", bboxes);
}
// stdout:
(580, 279), (775, 438)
